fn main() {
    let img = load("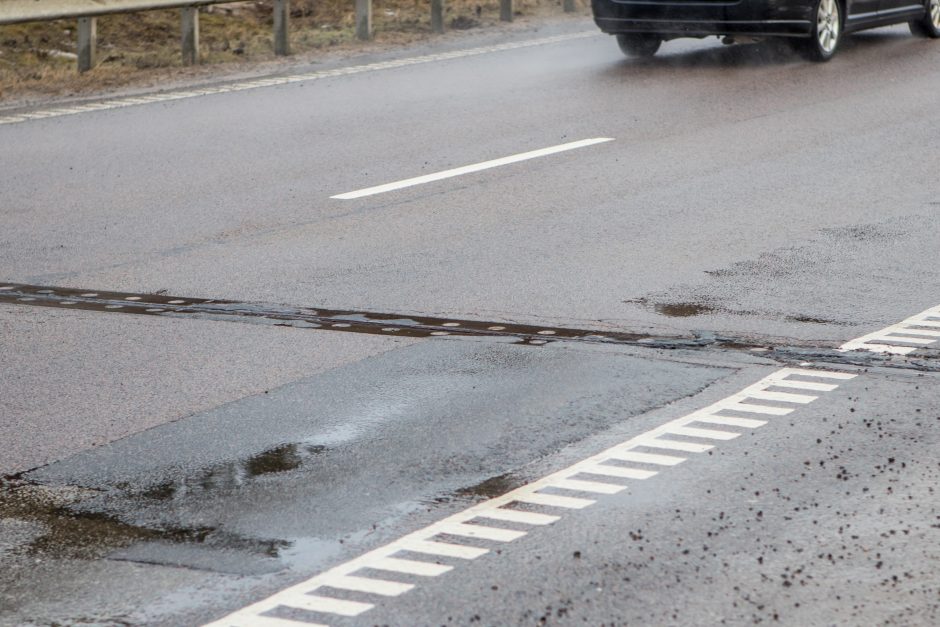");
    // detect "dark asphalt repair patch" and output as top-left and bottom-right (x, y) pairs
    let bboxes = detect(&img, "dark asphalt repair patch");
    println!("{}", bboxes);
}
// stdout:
(0, 282), (736, 349)
(3, 283), (939, 371)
